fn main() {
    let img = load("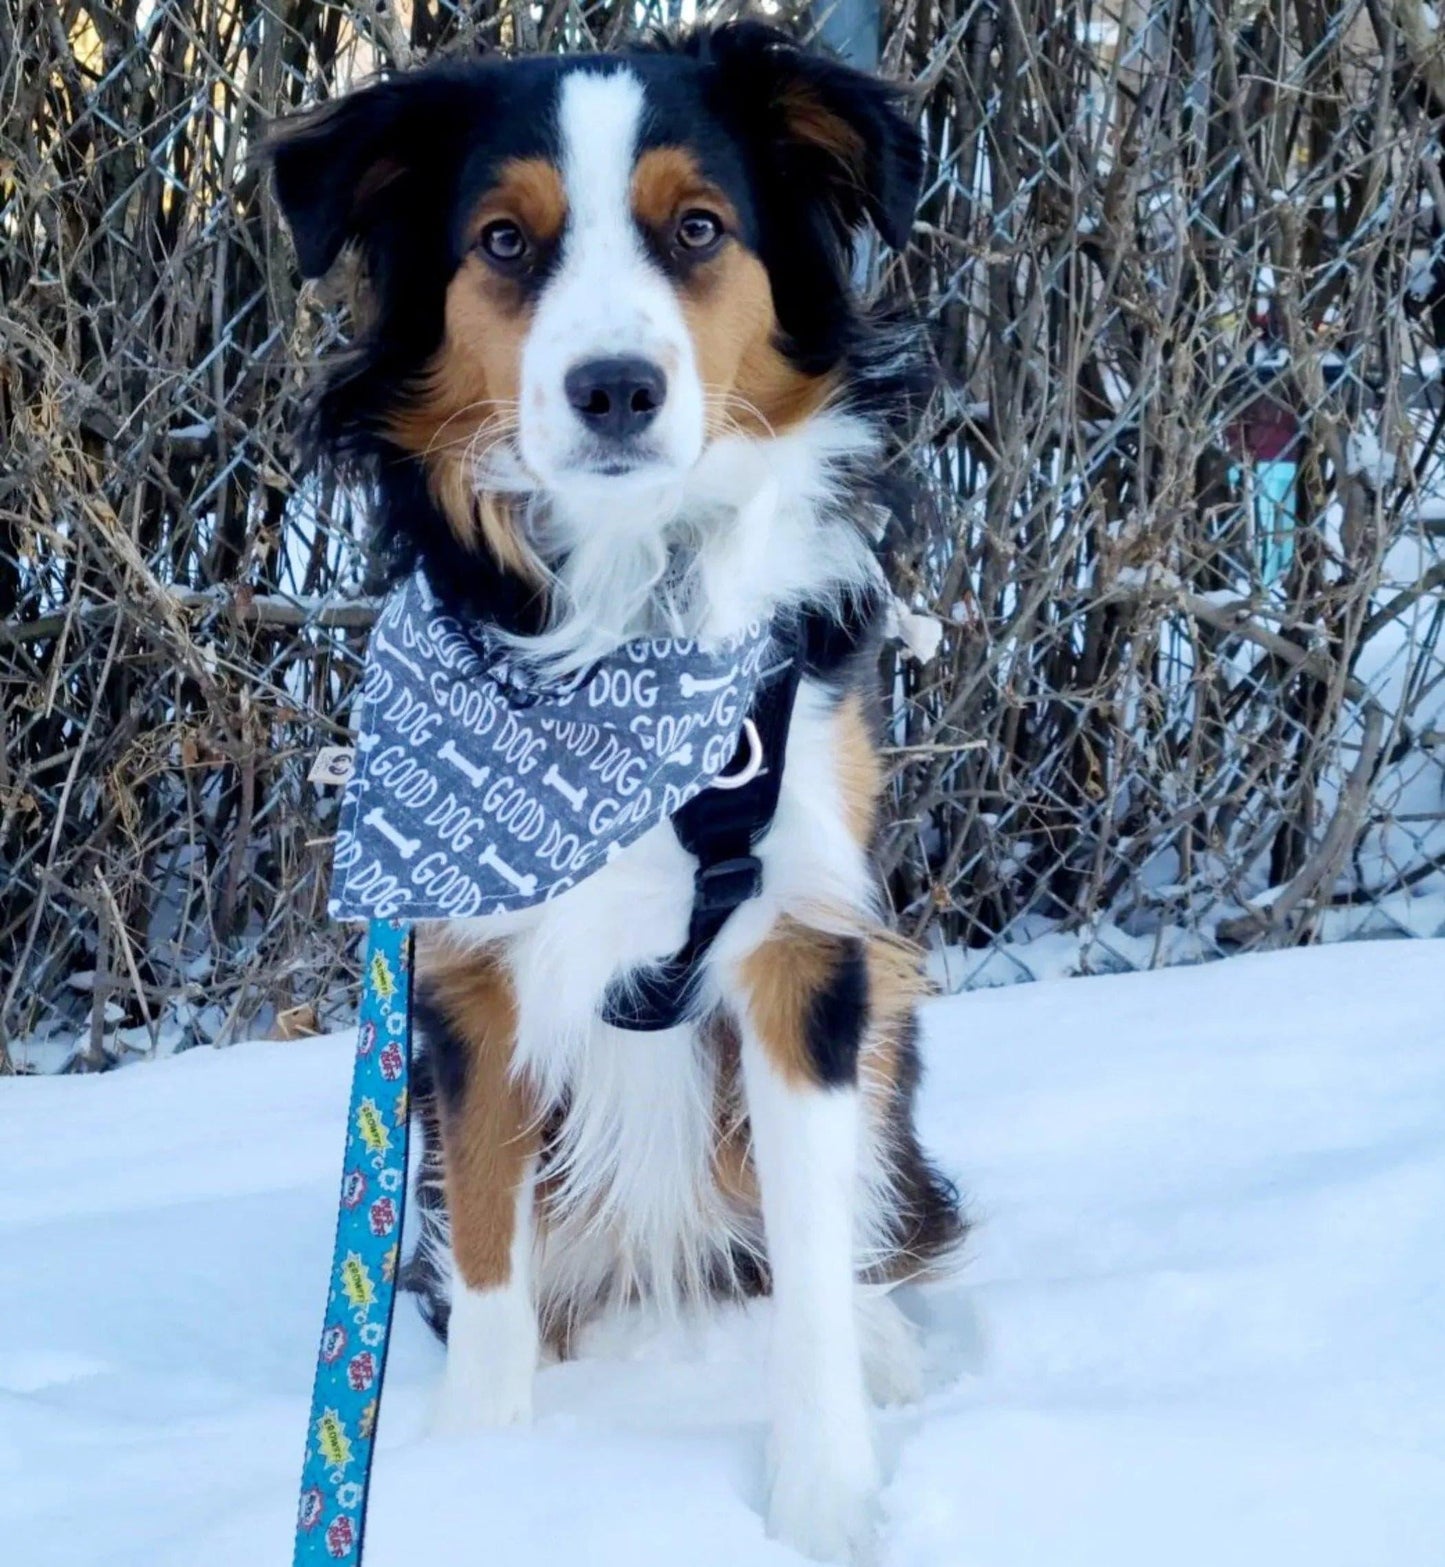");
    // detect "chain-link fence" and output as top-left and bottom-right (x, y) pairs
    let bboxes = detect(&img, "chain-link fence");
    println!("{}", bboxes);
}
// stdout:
(4, 0), (1444, 1070)
(882, 0), (1445, 982)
